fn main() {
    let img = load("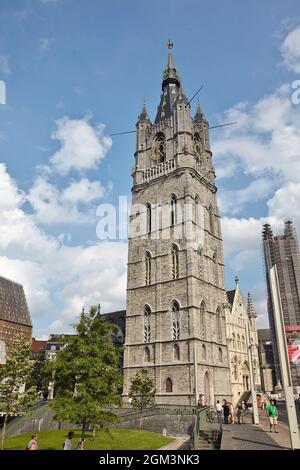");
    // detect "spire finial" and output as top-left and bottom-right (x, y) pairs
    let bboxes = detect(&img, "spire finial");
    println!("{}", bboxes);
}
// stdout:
(168, 39), (174, 50)
(167, 40), (174, 69)
(235, 275), (239, 285)
(97, 304), (101, 315)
